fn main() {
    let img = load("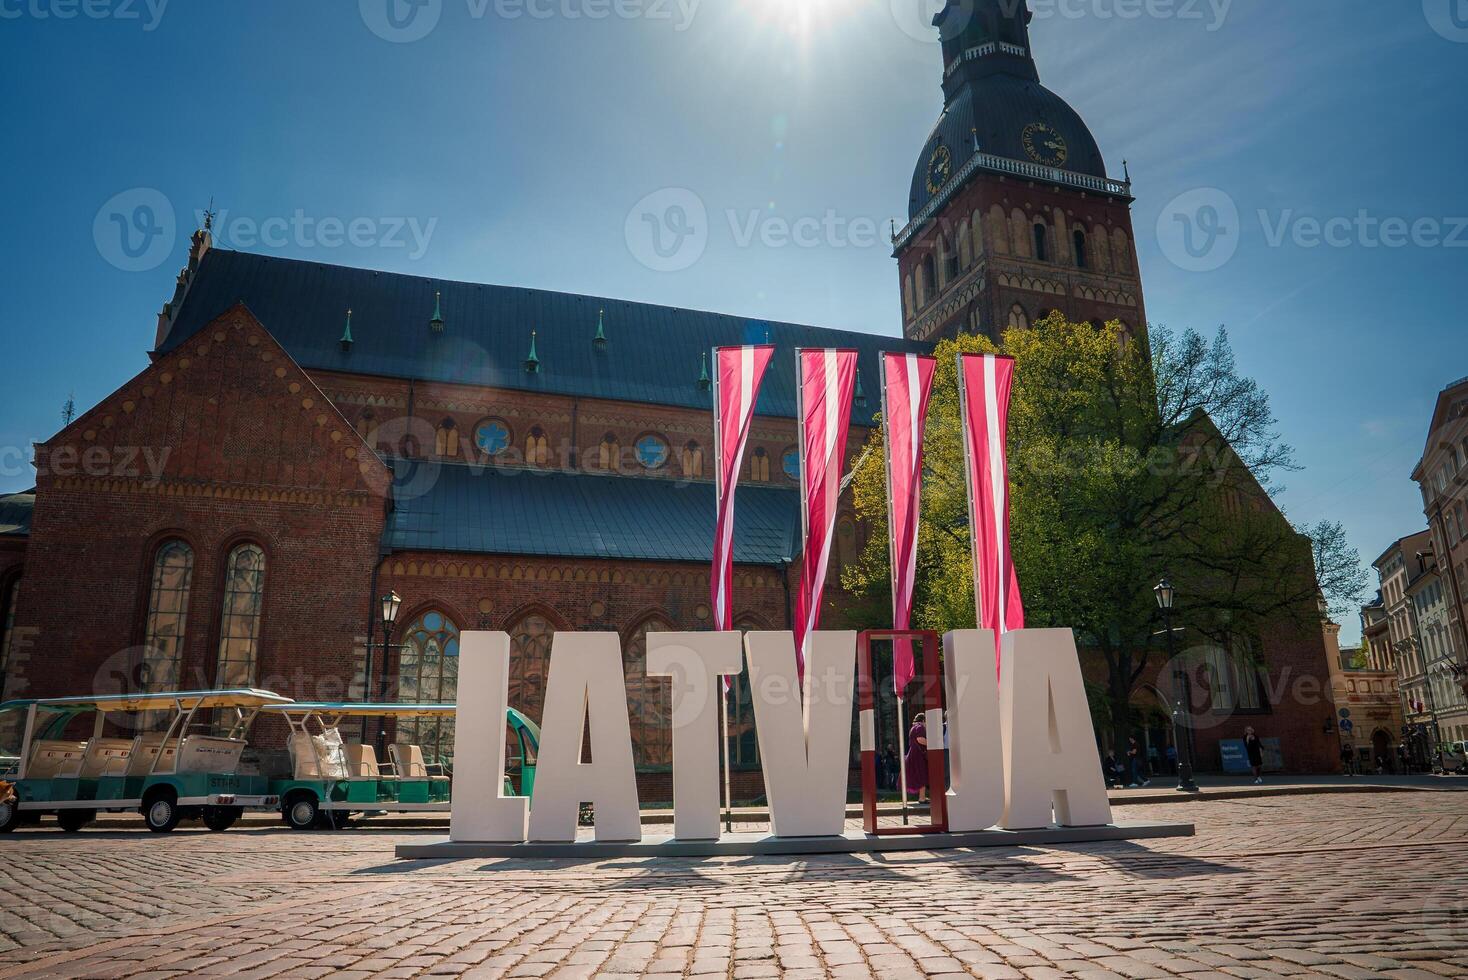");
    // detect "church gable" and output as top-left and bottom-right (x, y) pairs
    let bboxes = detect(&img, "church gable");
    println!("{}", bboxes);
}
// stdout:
(38, 304), (389, 503)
